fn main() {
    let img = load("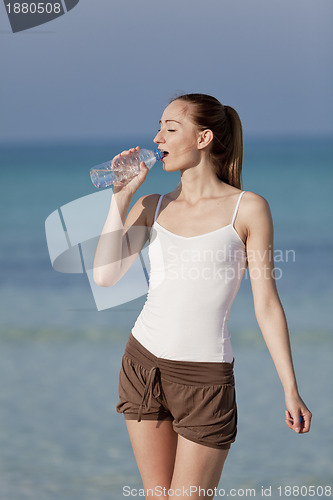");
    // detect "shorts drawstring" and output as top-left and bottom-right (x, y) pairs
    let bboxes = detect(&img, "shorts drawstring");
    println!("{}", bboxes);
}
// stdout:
(137, 366), (161, 422)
